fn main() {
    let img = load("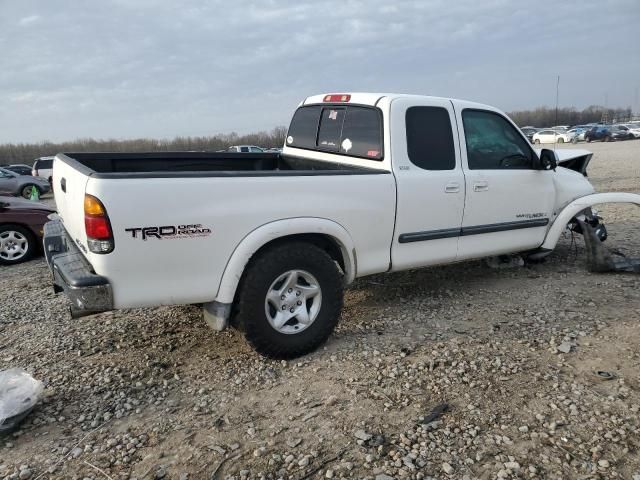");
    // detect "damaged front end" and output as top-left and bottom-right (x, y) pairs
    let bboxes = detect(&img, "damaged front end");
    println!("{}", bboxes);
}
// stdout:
(577, 218), (640, 273)
(568, 207), (608, 242)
